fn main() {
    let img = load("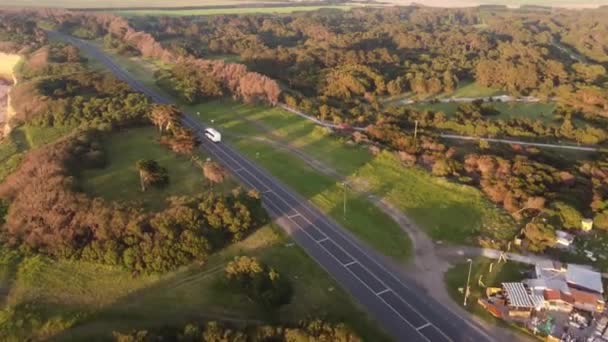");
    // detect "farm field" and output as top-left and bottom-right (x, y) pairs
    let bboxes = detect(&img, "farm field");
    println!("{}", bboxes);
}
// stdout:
(79, 126), (230, 211)
(0, 225), (388, 342)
